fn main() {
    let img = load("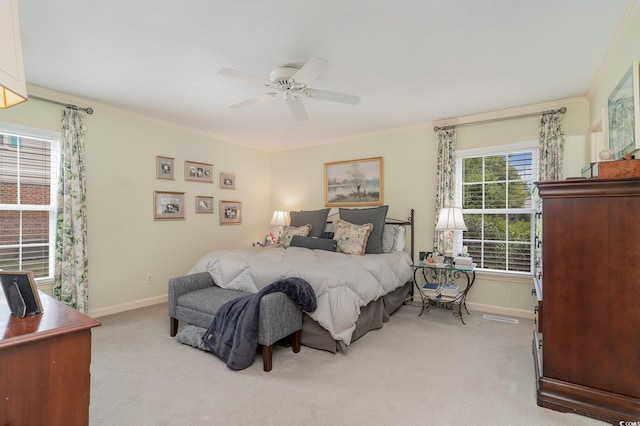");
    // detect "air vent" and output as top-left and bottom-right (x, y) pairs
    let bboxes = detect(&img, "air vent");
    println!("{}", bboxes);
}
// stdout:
(482, 314), (519, 324)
